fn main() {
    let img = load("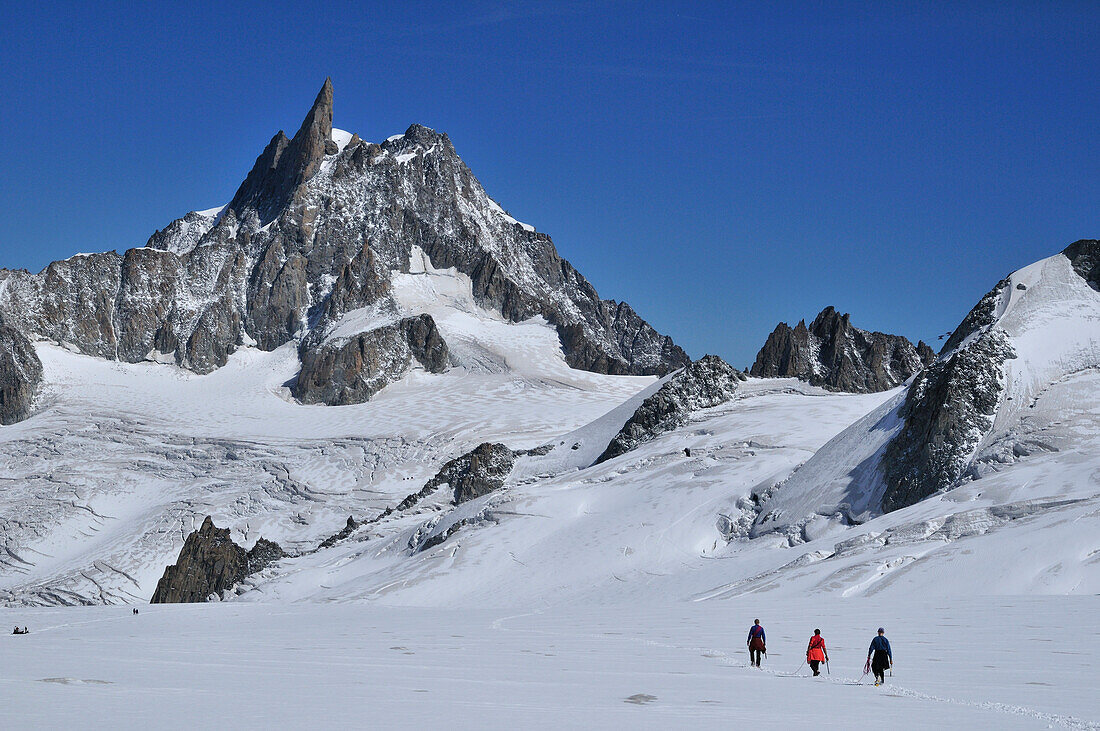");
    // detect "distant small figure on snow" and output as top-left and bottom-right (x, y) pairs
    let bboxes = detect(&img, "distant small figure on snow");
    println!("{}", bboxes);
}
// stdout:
(133, 608), (140, 615)
(806, 629), (828, 676)
(683, 447), (691, 457)
(12, 626), (29, 635)
(867, 627), (893, 685)
(747, 619), (766, 667)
